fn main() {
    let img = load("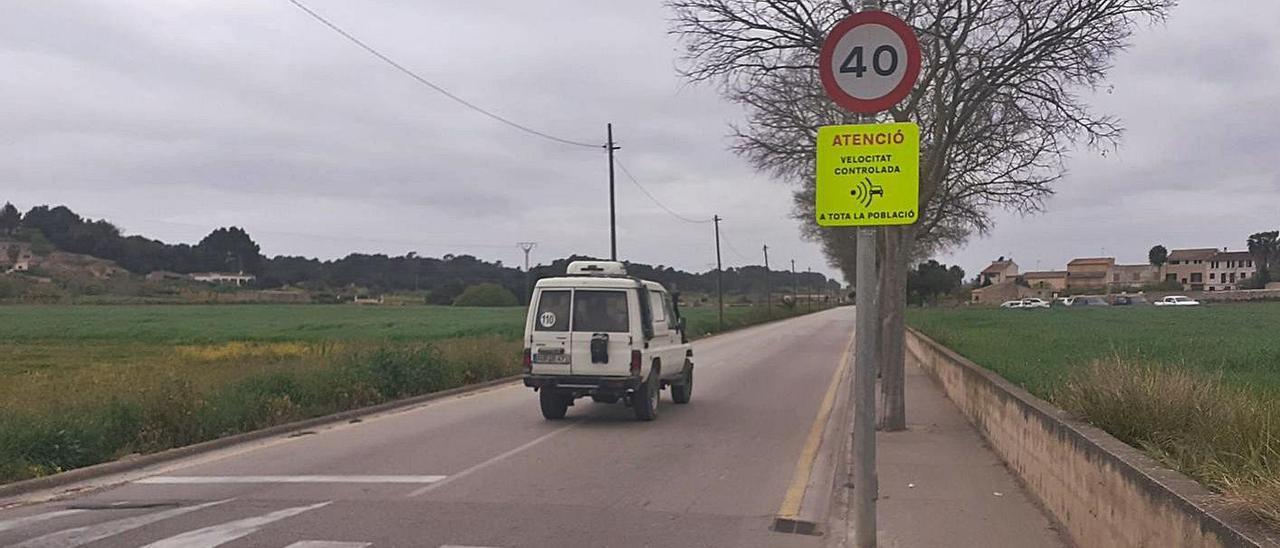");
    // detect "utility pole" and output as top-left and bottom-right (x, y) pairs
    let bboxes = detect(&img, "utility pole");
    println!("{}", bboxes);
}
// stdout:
(791, 259), (798, 308)
(606, 123), (620, 261)
(807, 267), (813, 312)
(762, 244), (772, 318)
(517, 241), (537, 305)
(713, 215), (724, 330)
